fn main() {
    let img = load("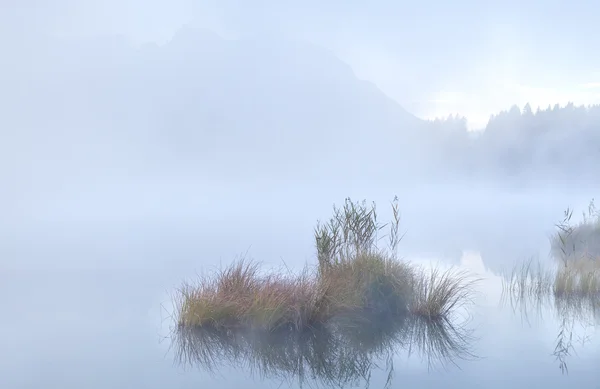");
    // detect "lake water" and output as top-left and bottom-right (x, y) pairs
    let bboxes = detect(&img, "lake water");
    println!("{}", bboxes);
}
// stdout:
(2, 186), (599, 388)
